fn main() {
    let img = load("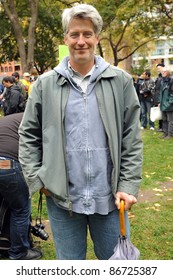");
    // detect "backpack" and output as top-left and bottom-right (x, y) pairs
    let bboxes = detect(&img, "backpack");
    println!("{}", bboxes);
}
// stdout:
(18, 93), (26, 112)
(0, 194), (11, 257)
